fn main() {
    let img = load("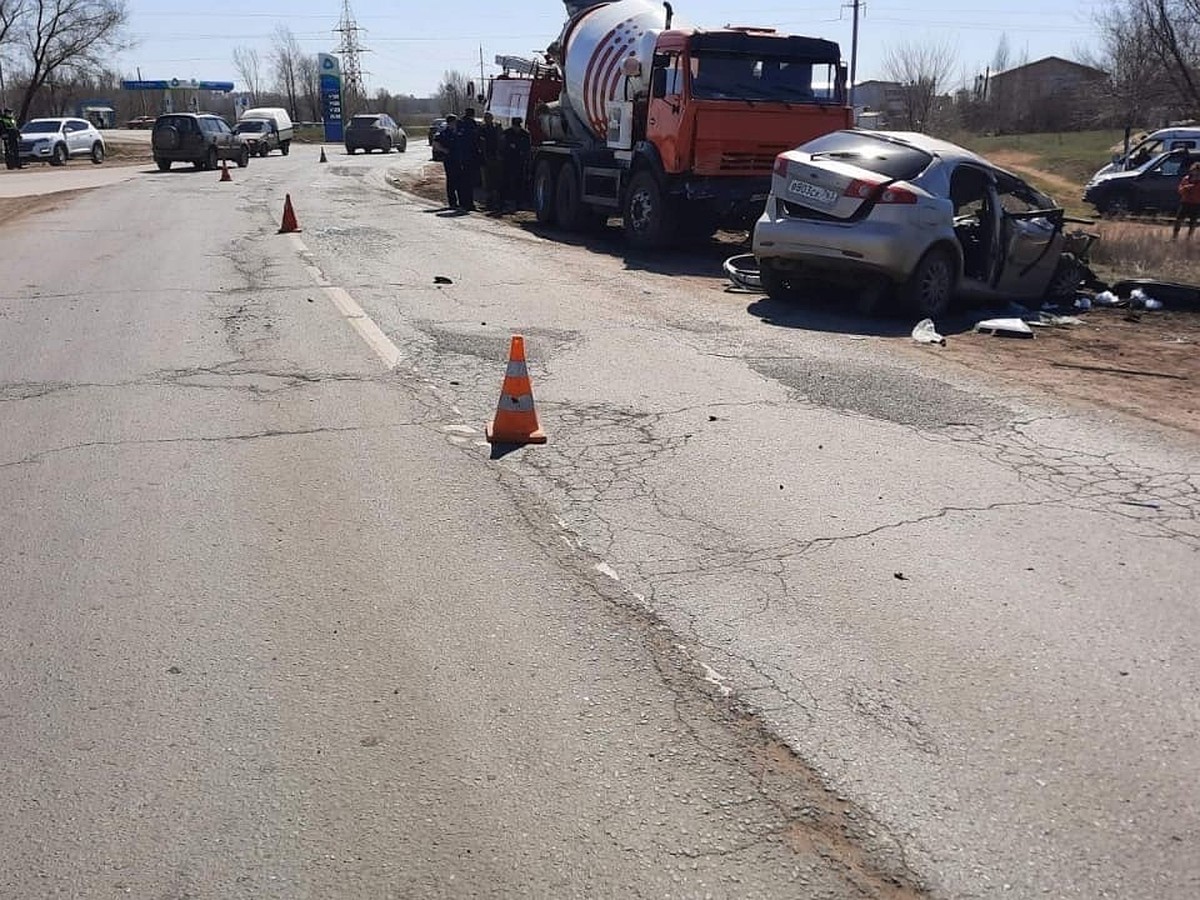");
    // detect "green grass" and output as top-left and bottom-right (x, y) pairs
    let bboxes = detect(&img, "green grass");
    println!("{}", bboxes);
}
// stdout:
(947, 129), (1126, 186)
